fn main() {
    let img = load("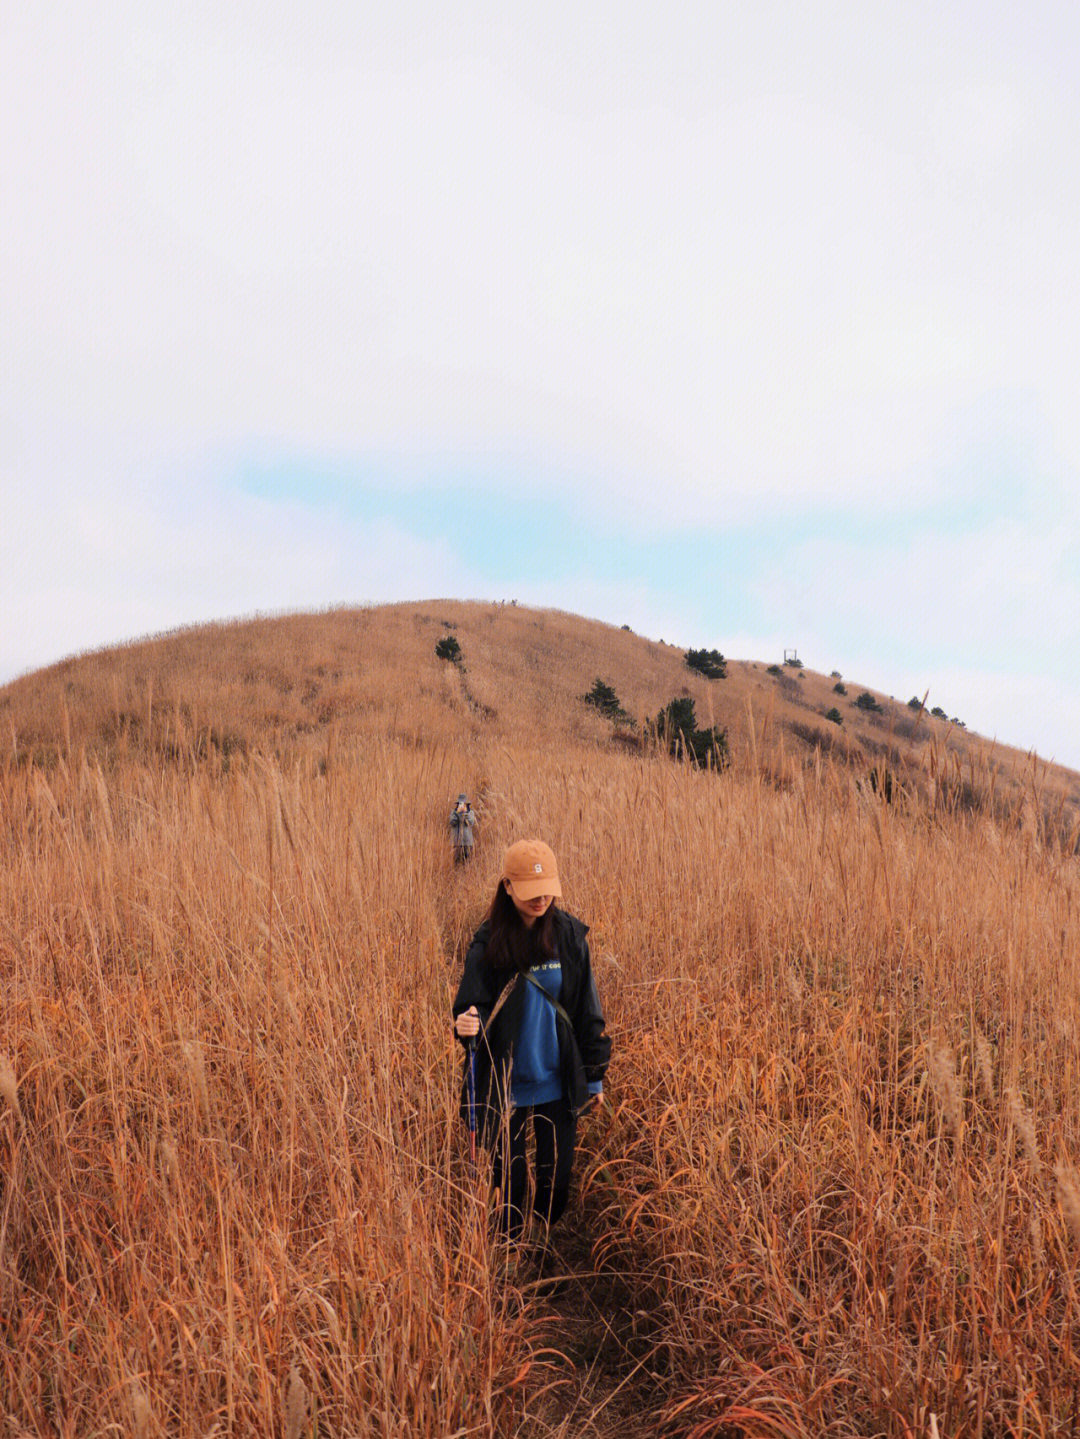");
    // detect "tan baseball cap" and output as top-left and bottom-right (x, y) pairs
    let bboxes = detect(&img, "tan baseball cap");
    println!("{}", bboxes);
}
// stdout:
(502, 839), (563, 902)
